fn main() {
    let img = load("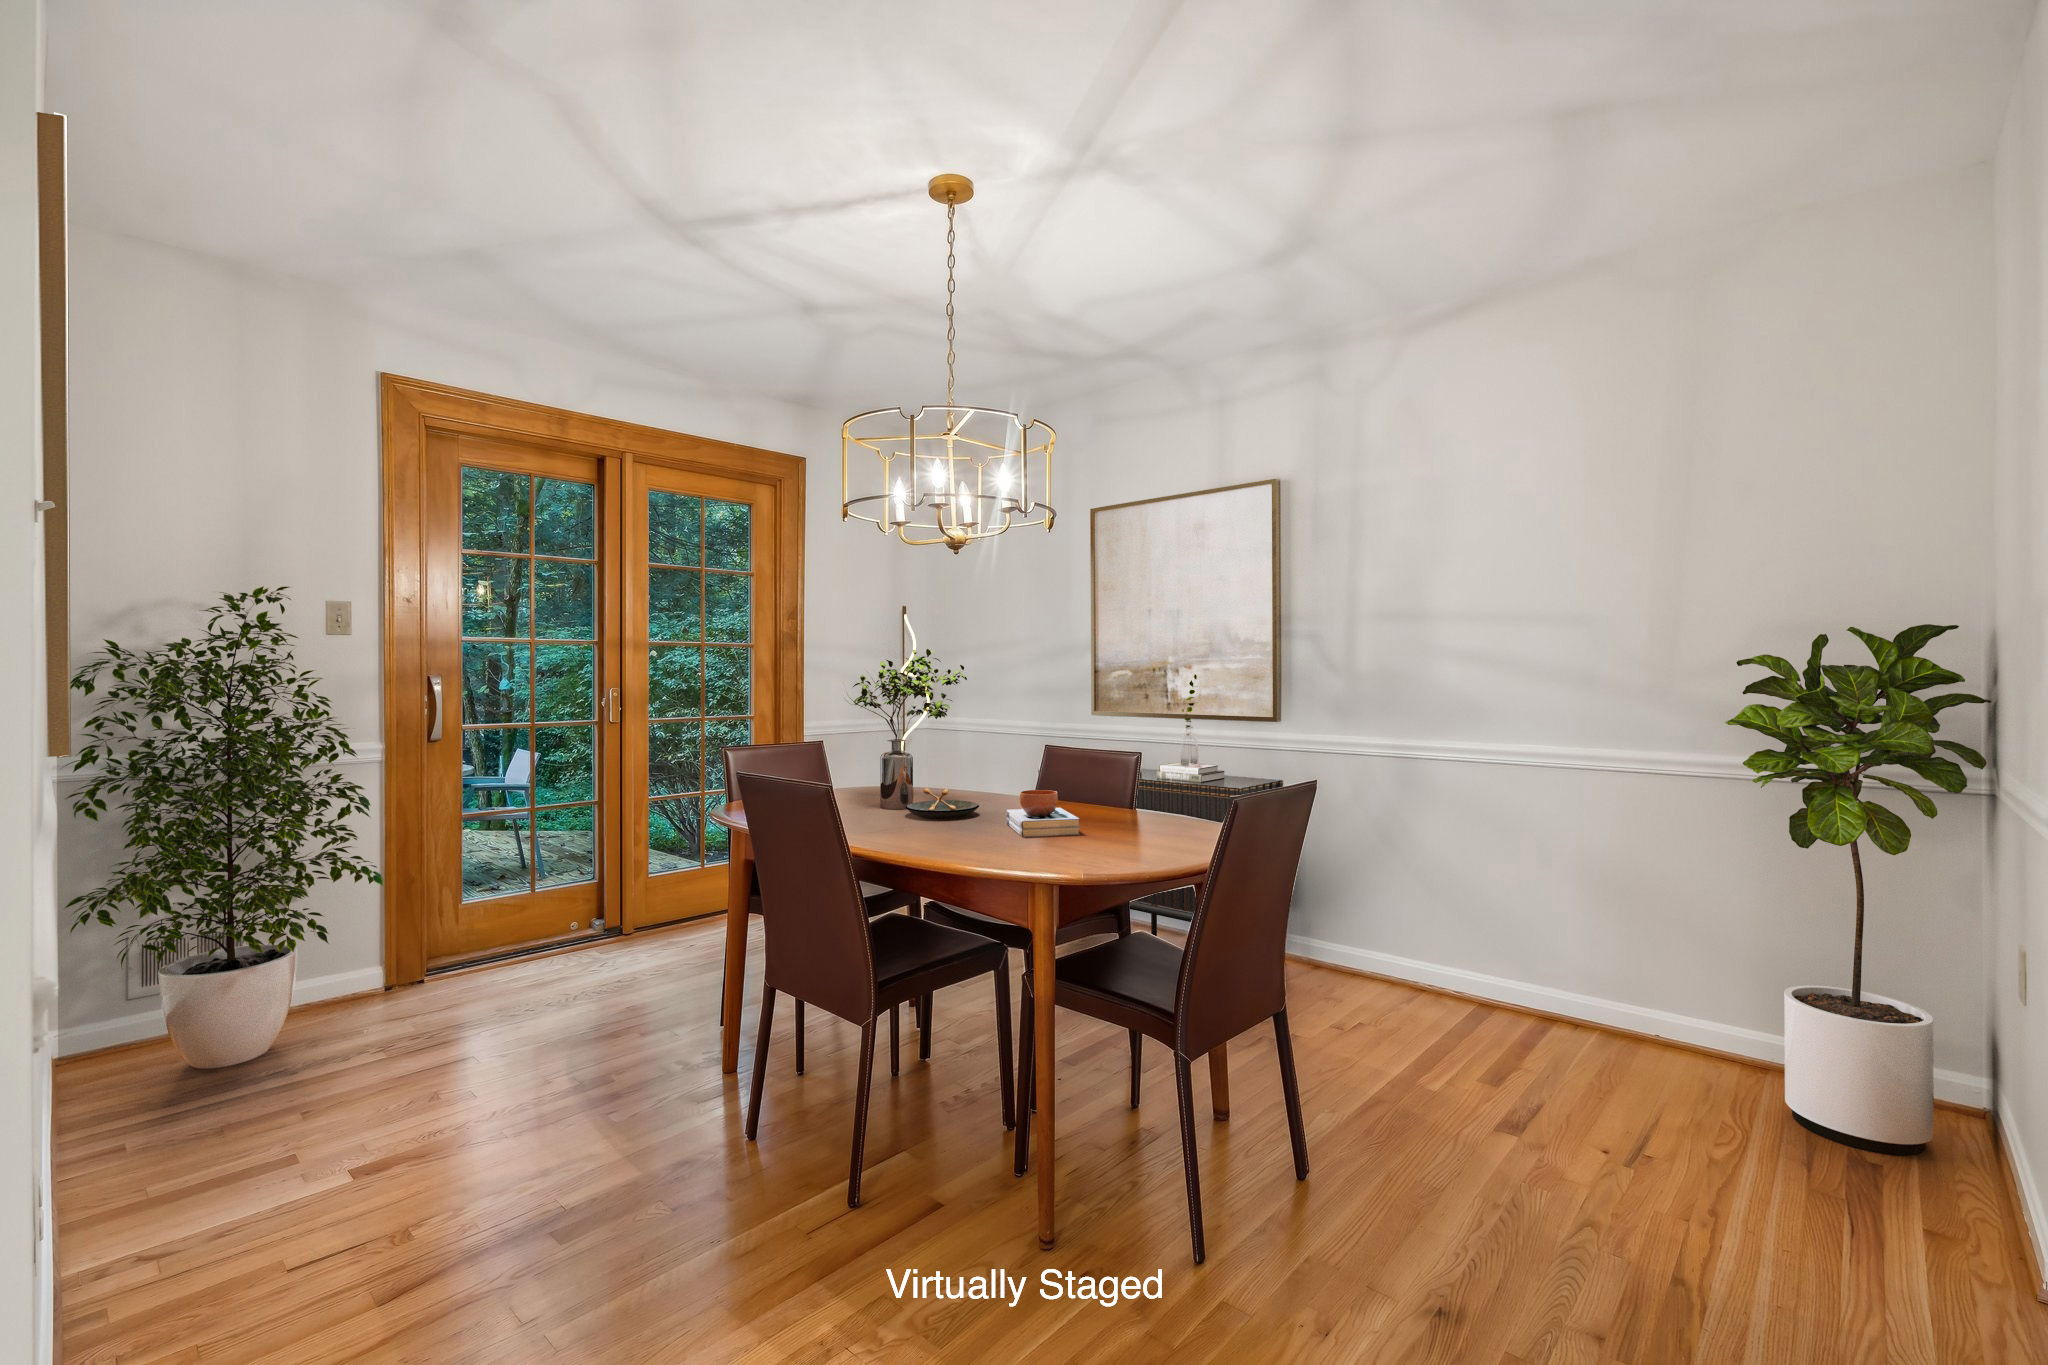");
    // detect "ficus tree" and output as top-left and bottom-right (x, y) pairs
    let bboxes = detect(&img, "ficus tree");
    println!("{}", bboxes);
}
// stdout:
(1730, 625), (1986, 1004)
(68, 588), (382, 970)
